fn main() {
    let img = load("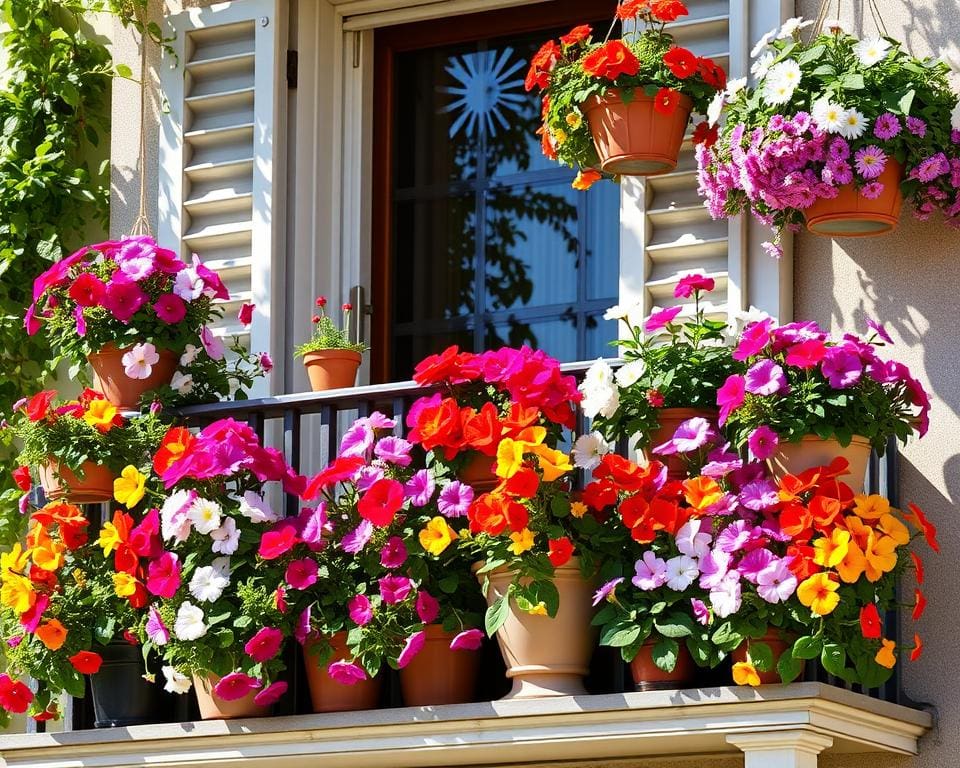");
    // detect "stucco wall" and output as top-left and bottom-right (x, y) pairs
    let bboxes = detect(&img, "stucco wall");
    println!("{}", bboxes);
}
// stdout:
(795, 3), (960, 768)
